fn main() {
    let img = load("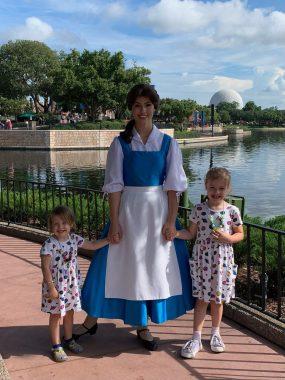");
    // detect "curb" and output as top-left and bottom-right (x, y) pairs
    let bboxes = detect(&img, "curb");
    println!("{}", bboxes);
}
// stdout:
(224, 300), (285, 349)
